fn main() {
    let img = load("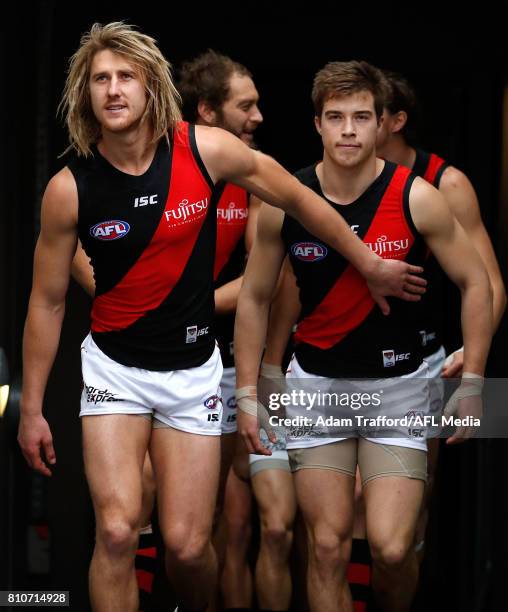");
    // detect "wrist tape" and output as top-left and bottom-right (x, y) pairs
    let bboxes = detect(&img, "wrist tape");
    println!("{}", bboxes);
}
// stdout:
(443, 372), (484, 417)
